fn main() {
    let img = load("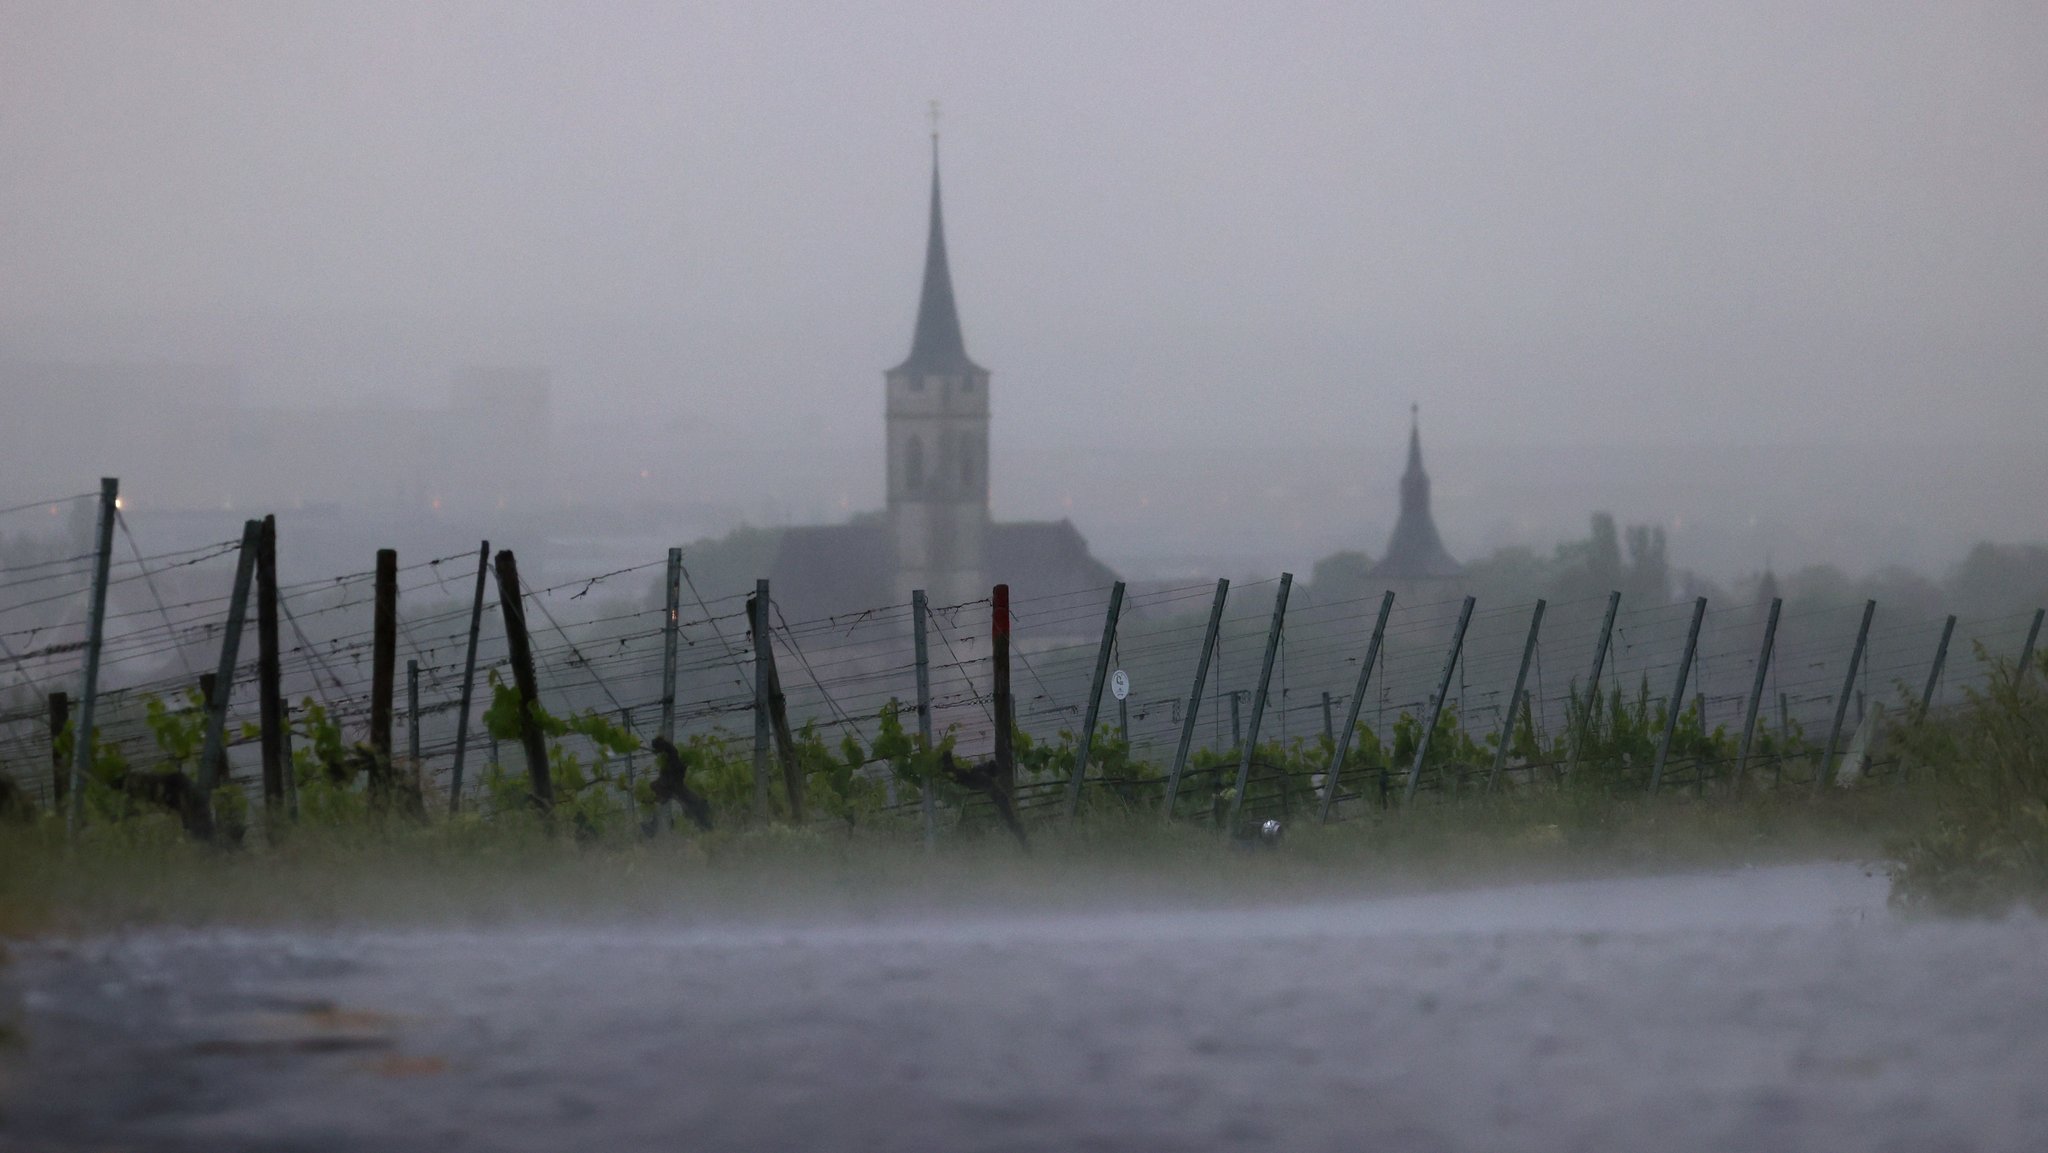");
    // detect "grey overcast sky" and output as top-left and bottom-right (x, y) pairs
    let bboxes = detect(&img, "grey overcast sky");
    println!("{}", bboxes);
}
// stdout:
(2, 1), (2045, 565)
